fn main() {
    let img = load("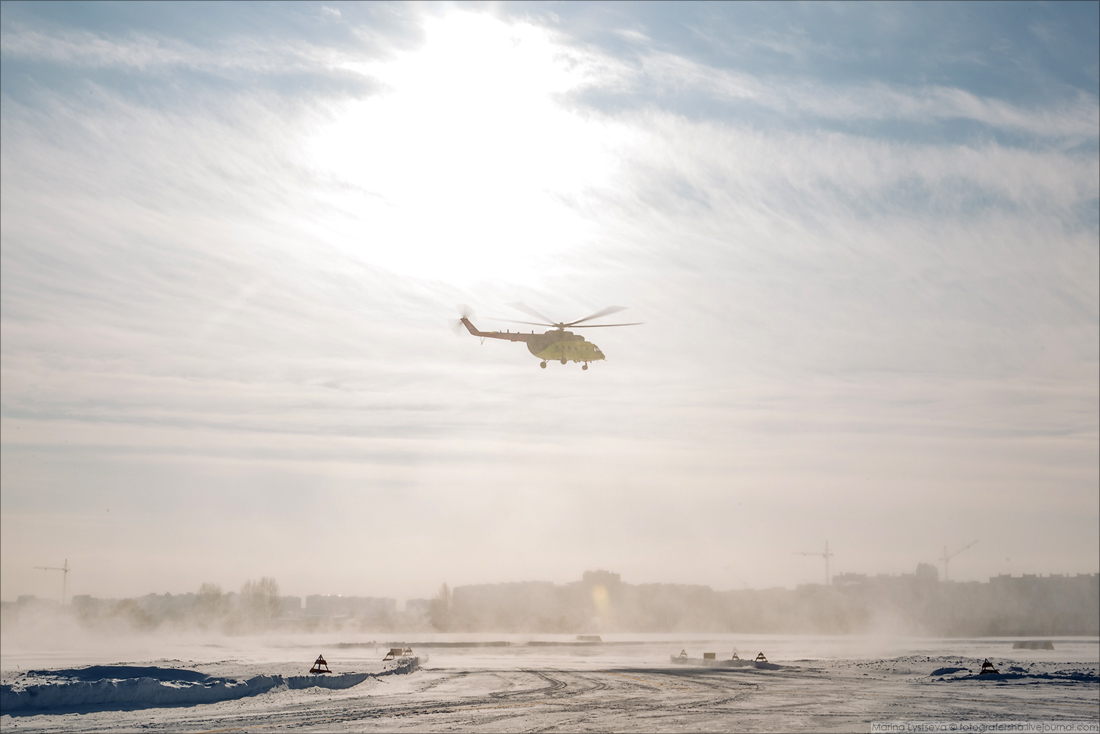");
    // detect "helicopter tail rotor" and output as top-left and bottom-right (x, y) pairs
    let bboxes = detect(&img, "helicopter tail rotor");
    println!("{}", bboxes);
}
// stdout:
(451, 304), (476, 335)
